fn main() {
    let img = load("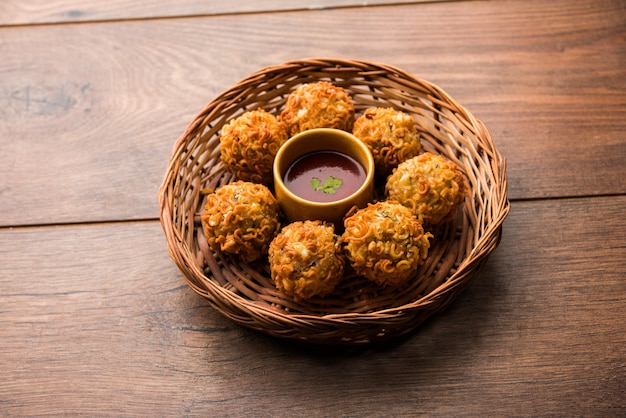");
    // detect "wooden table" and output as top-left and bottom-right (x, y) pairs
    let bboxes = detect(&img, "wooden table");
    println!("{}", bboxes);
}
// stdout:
(1, 0), (625, 415)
